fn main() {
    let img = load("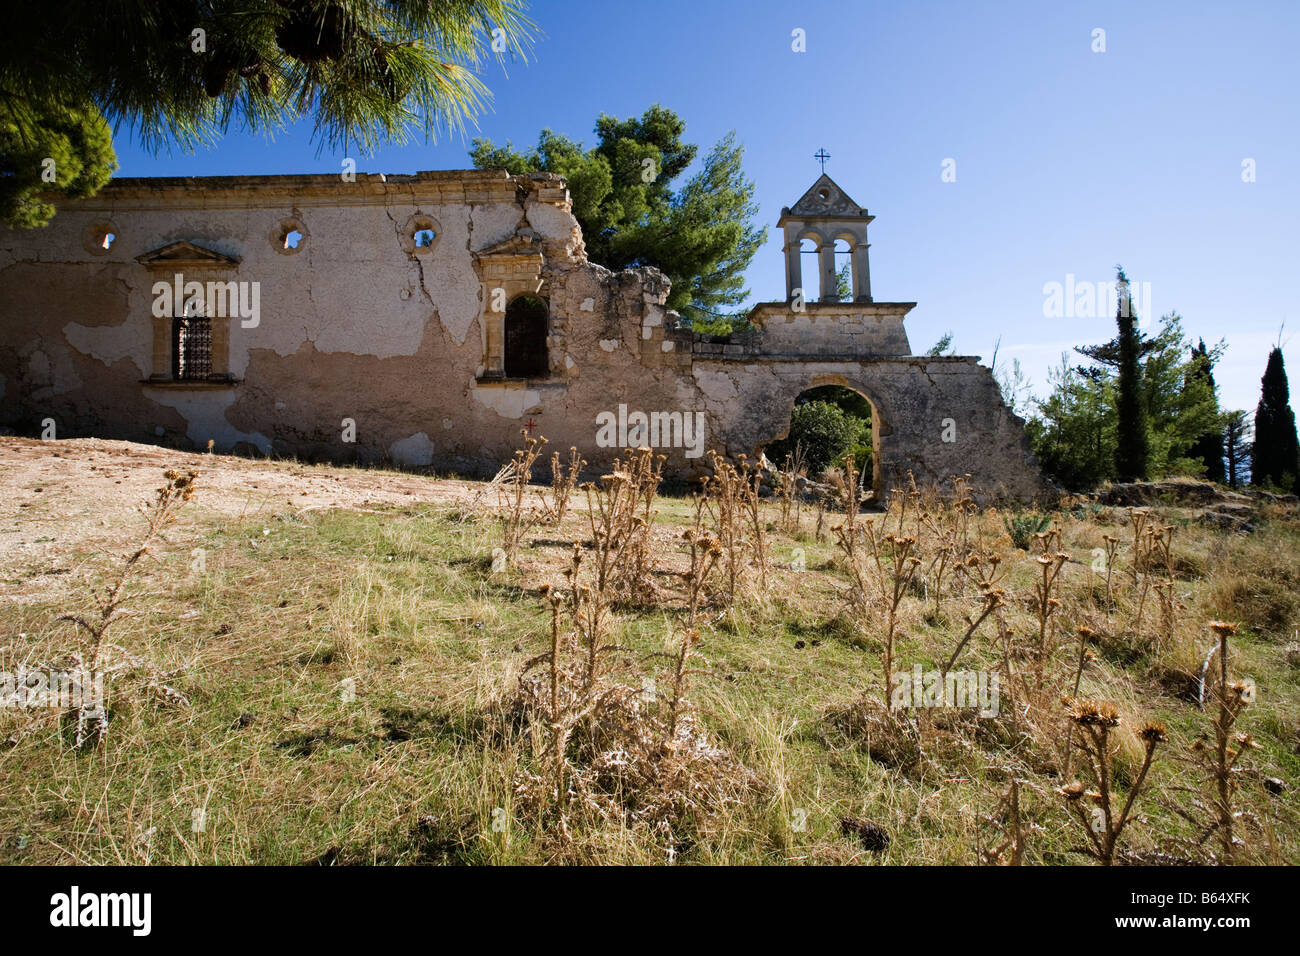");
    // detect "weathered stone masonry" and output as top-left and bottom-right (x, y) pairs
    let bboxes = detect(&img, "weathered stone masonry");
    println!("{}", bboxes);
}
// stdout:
(0, 168), (1052, 502)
